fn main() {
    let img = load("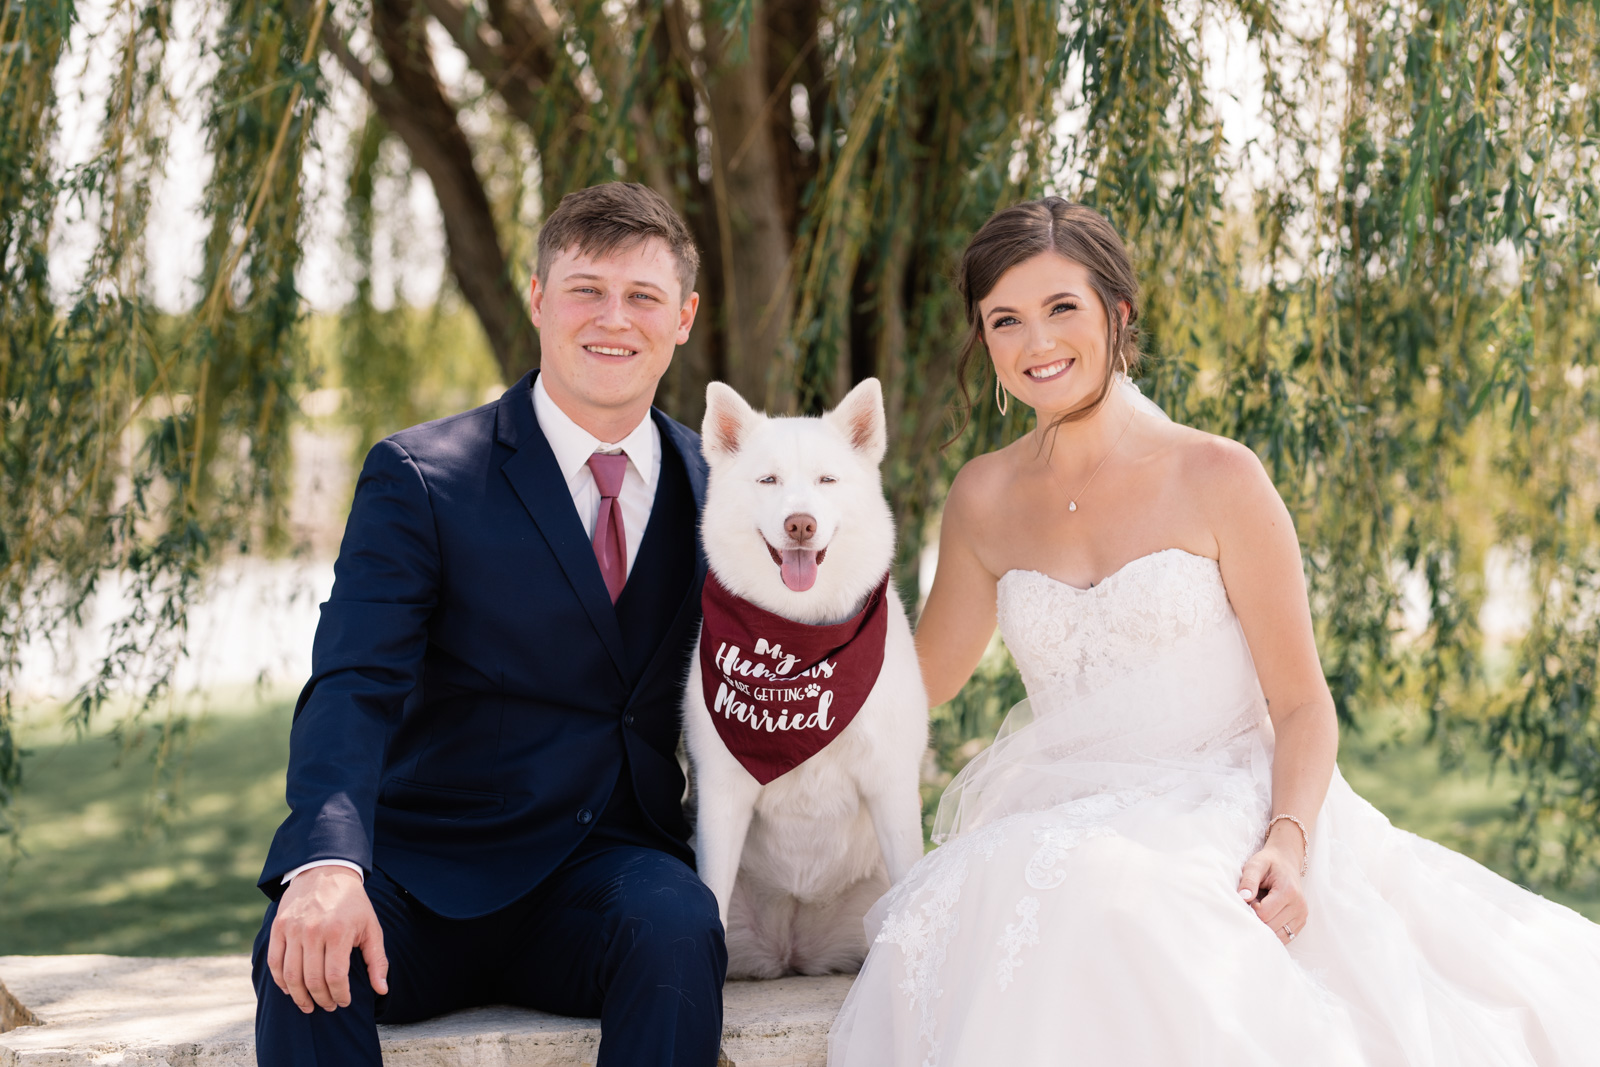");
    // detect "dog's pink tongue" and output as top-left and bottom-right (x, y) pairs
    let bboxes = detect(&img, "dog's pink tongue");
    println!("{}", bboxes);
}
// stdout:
(780, 549), (820, 592)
